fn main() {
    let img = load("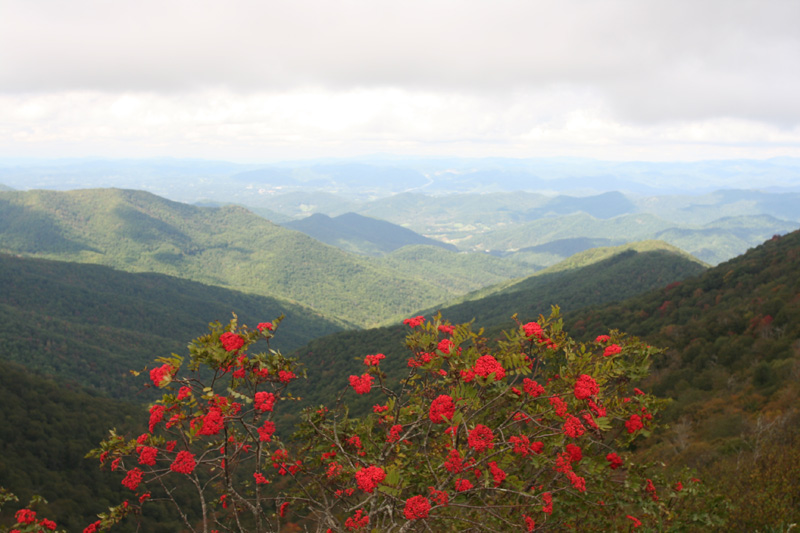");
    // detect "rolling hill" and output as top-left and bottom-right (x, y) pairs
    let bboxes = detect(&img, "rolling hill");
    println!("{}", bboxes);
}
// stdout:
(428, 241), (703, 307)
(500, 237), (627, 269)
(420, 241), (707, 330)
(282, 212), (457, 255)
(458, 212), (674, 252)
(334, 191), (552, 242)
(651, 214), (798, 264)
(531, 190), (637, 219)
(635, 189), (800, 226)
(0, 188), (508, 327)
